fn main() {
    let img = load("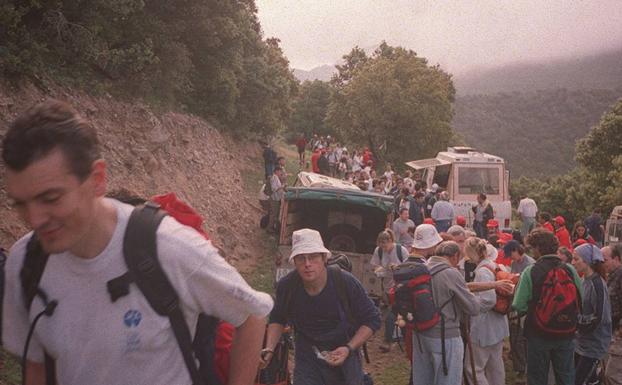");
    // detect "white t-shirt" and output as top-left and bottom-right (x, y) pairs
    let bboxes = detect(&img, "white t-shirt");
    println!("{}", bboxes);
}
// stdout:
(2, 199), (273, 385)
(517, 198), (538, 218)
